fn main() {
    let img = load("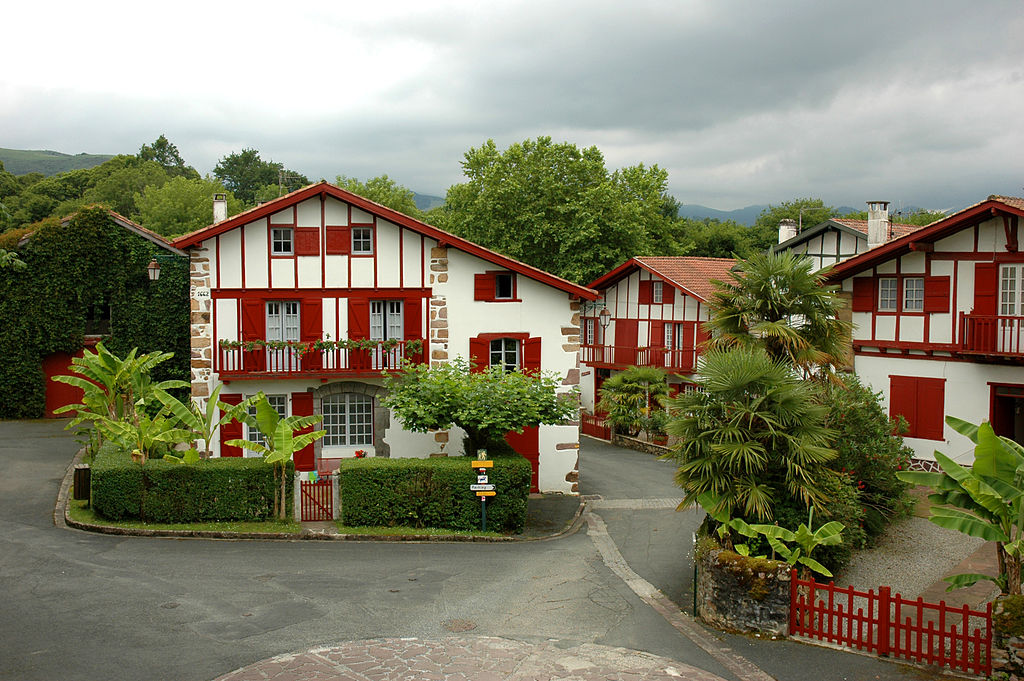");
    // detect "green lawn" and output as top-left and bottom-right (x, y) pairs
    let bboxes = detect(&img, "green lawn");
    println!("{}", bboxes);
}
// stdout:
(67, 497), (302, 534)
